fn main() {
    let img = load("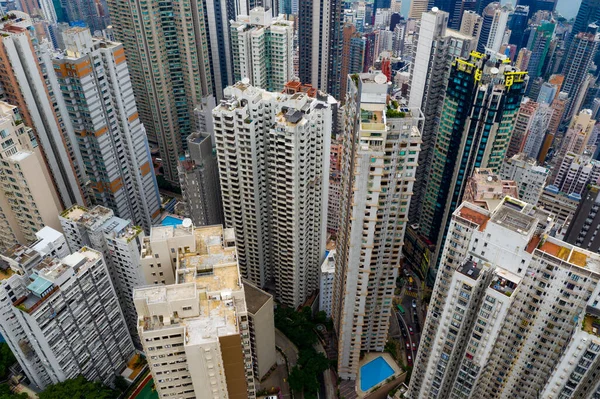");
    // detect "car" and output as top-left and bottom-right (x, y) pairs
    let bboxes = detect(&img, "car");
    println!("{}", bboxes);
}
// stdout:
(403, 269), (410, 277)
(405, 342), (410, 351)
(401, 328), (407, 338)
(407, 285), (412, 291)
(412, 342), (417, 350)
(407, 354), (413, 366)
(409, 326), (414, 335)
(412, 299), (417, 308)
